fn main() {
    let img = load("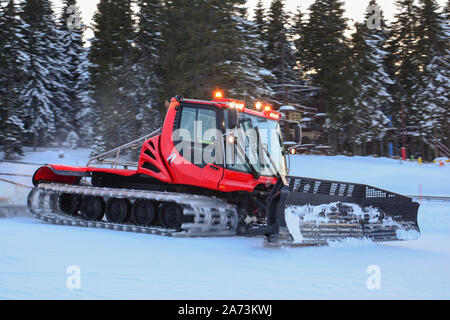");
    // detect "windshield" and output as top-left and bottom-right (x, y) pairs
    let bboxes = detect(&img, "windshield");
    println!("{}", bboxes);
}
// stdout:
(224, 111), (287, 177)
